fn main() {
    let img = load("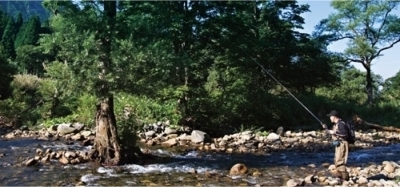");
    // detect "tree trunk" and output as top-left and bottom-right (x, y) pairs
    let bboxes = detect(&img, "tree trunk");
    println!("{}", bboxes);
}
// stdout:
(90, 96), (121, 165)
(354, 115), (400, 132)
(365, 63), (374, 105)
(89, 0), (123, 166)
